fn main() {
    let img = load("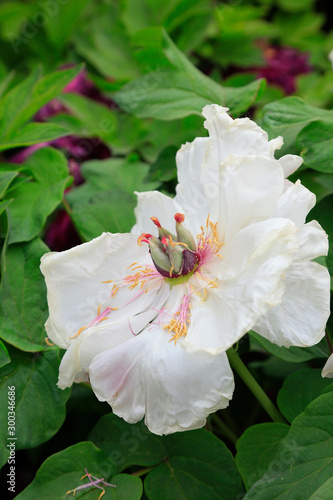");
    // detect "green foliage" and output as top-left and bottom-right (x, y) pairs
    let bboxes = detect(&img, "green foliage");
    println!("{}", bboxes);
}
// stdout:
(3, 147), (71, 244)
(114, 27), (265, 119)
(90, 414), (245, 500)
(250, 331), (329, 363)
(0, 347), (70, 468)
(277, 368), (333, 423)
(66, 157), (158, 241)
(0, 340), (10, 369)
(236, 423), (290, 489)
(0, 238), (49, 351)
(244, 393), (333, 499)
(144, 431), (244, 500)
(15, 442), (142, 500)
(0, 66), (82, 150)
